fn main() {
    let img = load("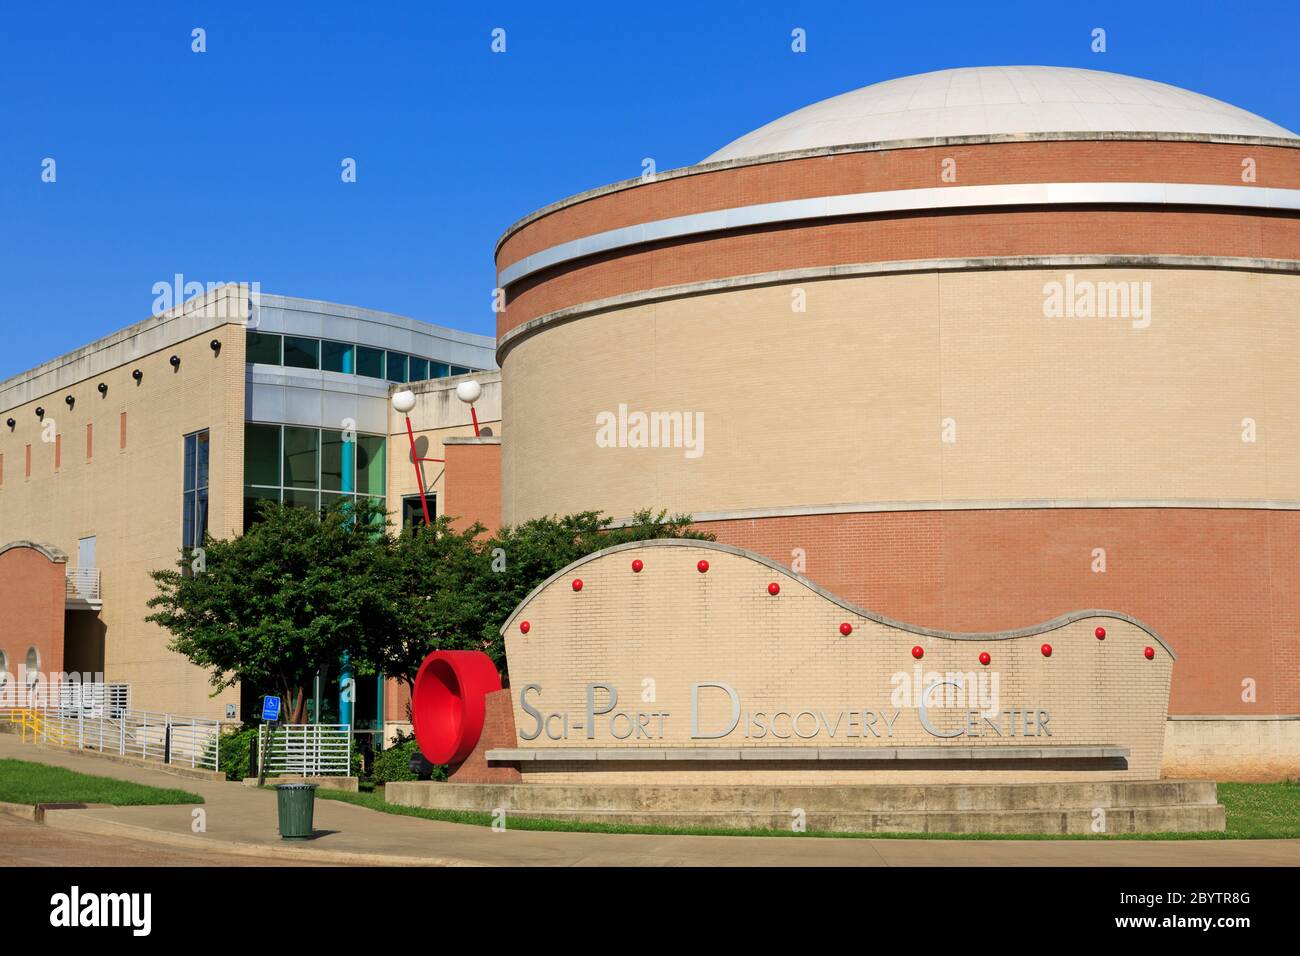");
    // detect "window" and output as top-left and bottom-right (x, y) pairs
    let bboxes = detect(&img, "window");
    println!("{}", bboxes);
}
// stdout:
(356, 346), (385, 379)
(282, 427), (319, 489)
(355, 434), (386, 497)
(246, 330), (282, 364)
(401, 494), (435, 531)
(320, 429), (347, 492)
(244, 424), (280, 486)
(243, 424), (387, 530)
(283, 336), (320, 370)
(244, 330), (473, 386)
(243, 486), (278, 533)
(321, 340), (354, 373)
(0, 650), (9, 682)
(25, 646), (40, 679)
(182, 430), (210, 552)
